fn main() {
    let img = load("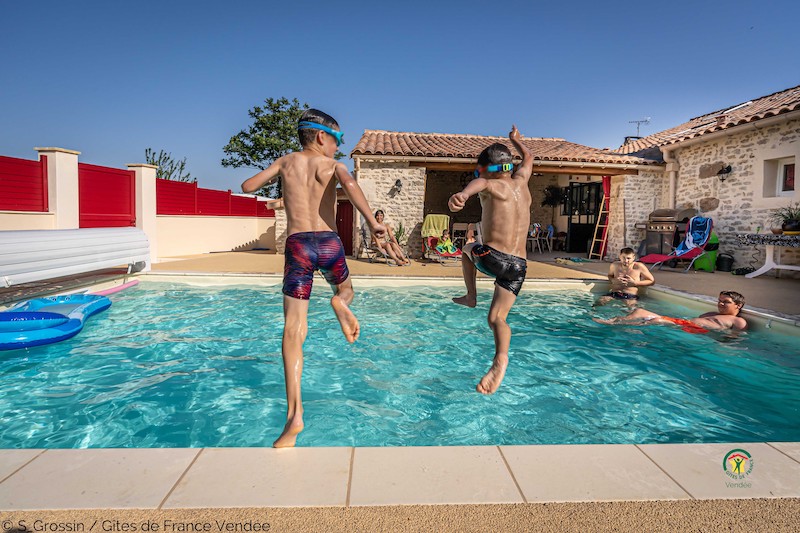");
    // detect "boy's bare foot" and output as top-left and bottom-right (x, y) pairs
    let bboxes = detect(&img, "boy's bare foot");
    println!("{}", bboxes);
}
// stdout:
(273, 415), (304, 448)
(331, 295), (360, 342)
(452, 294), (477, 308)
(476, 354), (508, 395)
